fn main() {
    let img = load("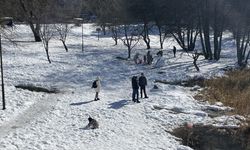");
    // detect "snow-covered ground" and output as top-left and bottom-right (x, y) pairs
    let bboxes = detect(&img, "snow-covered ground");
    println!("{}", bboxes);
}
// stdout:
(0, 24), (241, 150)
